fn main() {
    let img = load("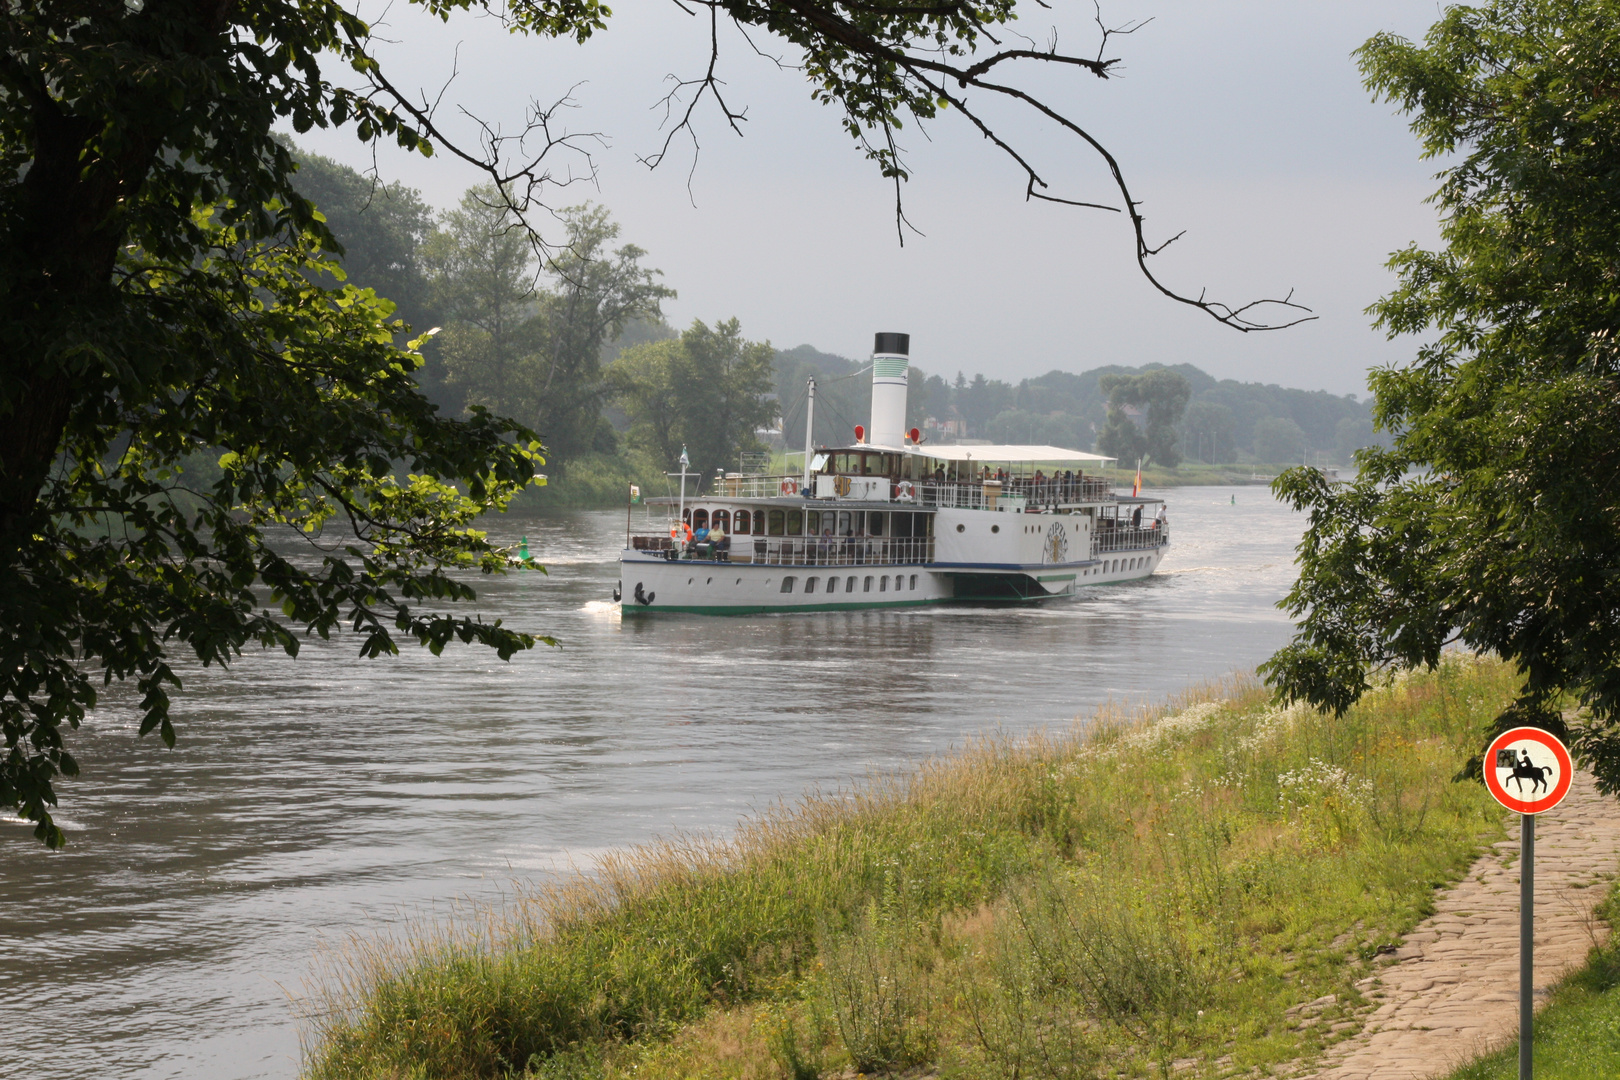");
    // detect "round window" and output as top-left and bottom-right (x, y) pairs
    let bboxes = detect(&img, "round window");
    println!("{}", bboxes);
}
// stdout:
(956, 523), (965, 532)
(991, 525), (1000, 533)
